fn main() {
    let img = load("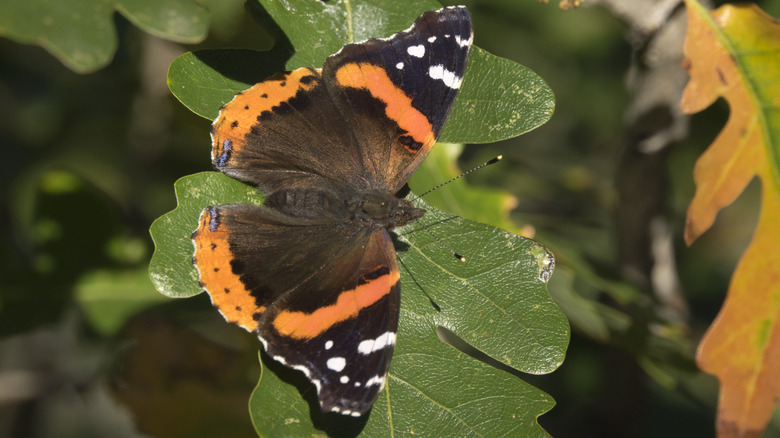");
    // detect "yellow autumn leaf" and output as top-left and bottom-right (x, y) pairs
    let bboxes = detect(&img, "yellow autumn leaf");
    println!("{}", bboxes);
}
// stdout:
(681, 1), (780, 437)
